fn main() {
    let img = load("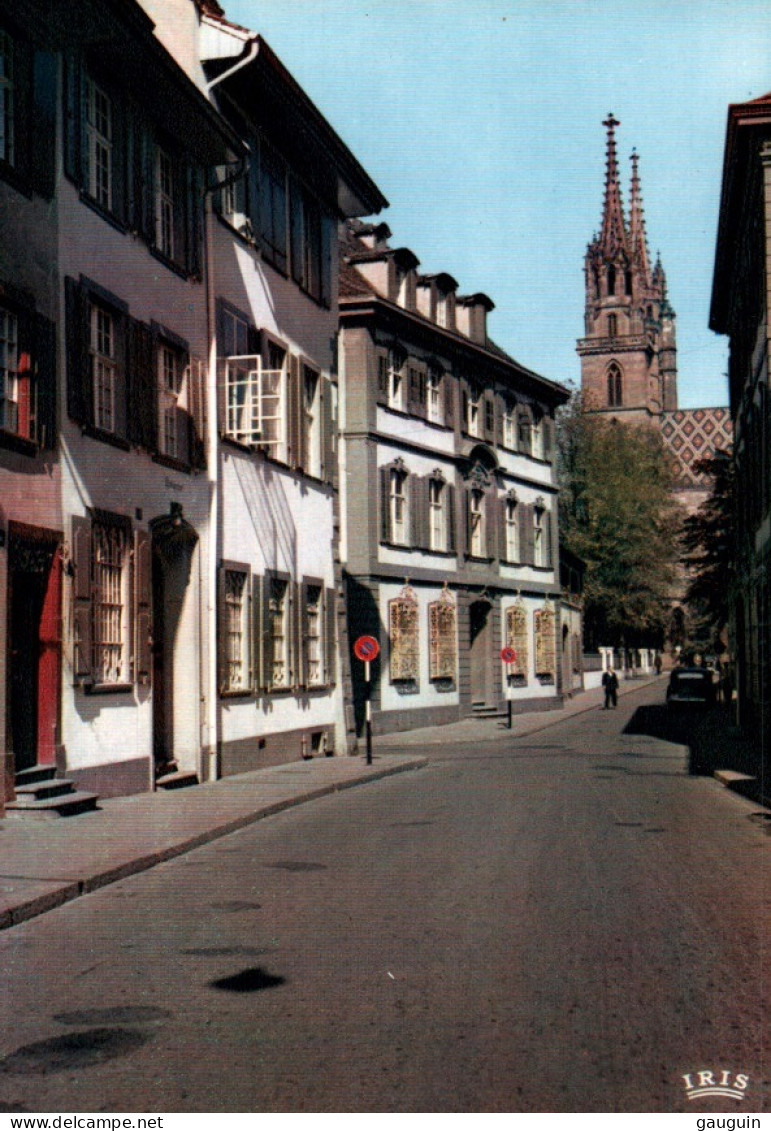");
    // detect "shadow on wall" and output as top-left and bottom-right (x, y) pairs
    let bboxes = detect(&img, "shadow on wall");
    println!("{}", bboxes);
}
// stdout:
(344, 571), (383, 738)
